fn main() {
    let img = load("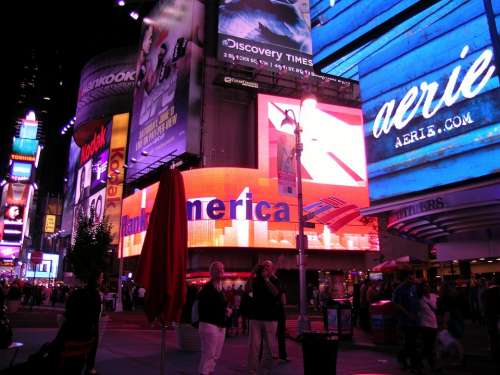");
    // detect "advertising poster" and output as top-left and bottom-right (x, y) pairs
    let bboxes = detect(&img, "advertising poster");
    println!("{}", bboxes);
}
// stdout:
(88, 189), (106, 222)
(218, 0), (313, 76)
(119, 94), (379, 257)
(75, 160), (92, 204)
(127, 0), (204, 182)
(68, 120), (112, 243)
(61, 138), (81, 234)
(106, 113), (129, 245)
(90, 150), (109, 192)
(277, 131), (296, 196)
(0, 183), (32, 245)
(359, 0), (500, 202)
(76, 48), (136, 127)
